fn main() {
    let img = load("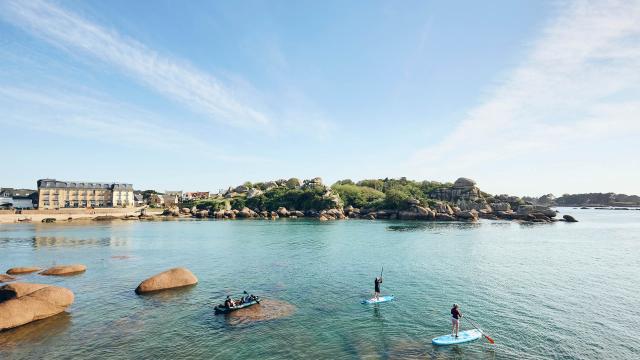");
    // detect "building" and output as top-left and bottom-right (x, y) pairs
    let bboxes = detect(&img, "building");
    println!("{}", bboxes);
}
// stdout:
(37, 179), (134, 209)
(134, 194), (145, 207)
(183, 191), (210, 201)
(0, 188), (37, 209)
